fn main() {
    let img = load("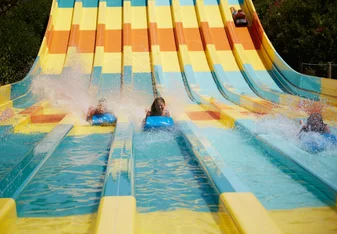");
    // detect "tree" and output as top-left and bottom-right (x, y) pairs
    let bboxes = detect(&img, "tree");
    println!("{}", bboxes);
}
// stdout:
(0, 0), (52, 85)
(255, 0), (337, 77)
